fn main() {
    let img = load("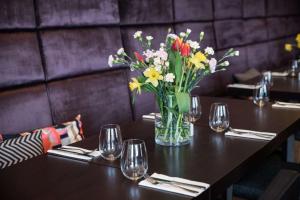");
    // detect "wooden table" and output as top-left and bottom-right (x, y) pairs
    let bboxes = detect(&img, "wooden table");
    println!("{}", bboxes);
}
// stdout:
(227, 76), (300, 101)
(1, 97), (300, 200)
